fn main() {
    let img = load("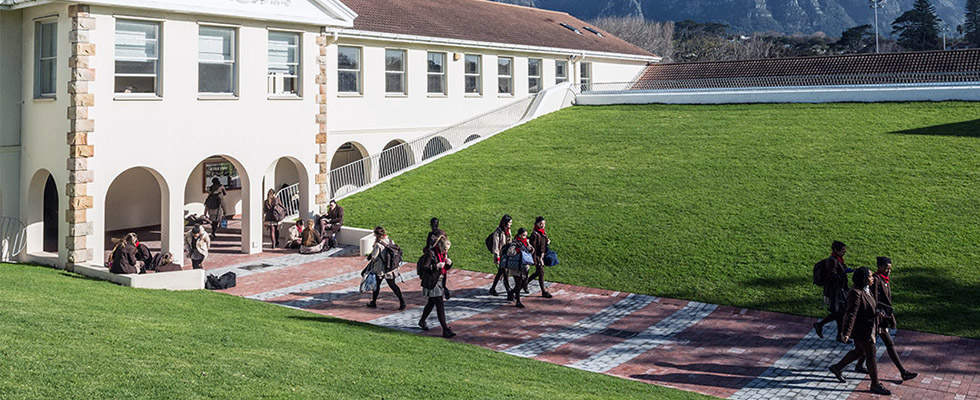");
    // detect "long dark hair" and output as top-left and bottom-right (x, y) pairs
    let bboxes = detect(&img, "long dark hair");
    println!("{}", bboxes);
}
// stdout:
(852, 267), (871, 289)
(430, 217), (439, 231)
(499, 214), (512, 230)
